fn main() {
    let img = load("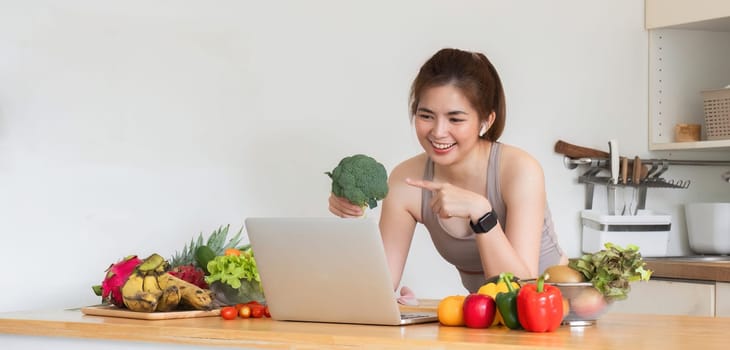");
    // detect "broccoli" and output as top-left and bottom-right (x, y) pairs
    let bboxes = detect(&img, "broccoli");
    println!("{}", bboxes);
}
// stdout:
(325, 154), (389, 209)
